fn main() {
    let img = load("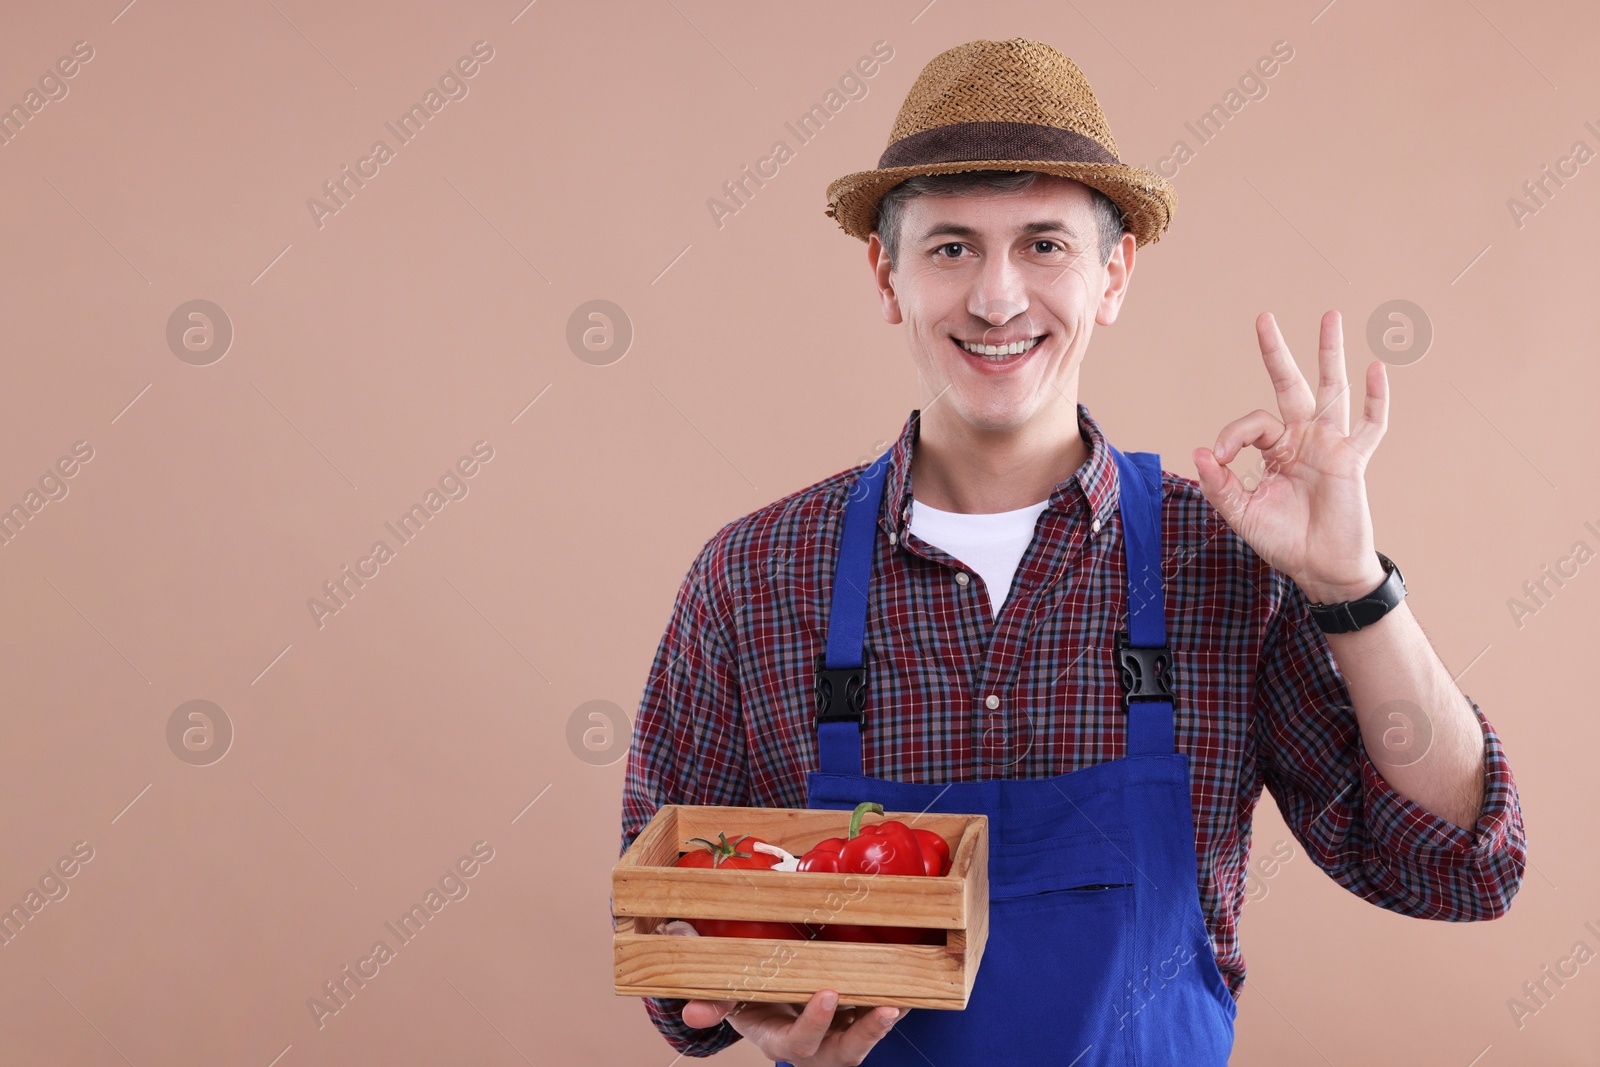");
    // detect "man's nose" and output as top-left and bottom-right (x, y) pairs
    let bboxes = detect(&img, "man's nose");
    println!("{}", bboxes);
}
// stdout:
(969, 257), (1028, 329)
